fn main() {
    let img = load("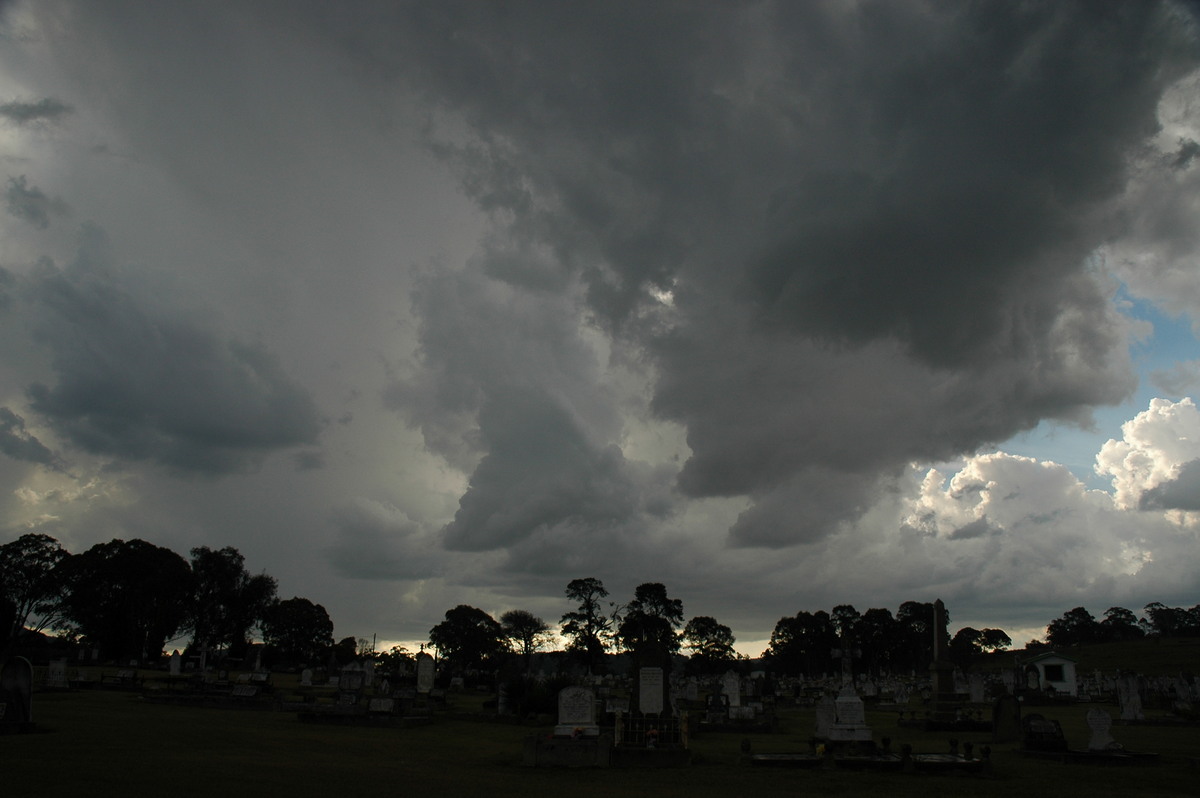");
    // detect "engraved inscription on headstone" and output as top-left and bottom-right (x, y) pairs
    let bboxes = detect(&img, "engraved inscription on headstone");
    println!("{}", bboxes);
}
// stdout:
(555, 685), (599, 737)
(639, 667), (664, 715)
